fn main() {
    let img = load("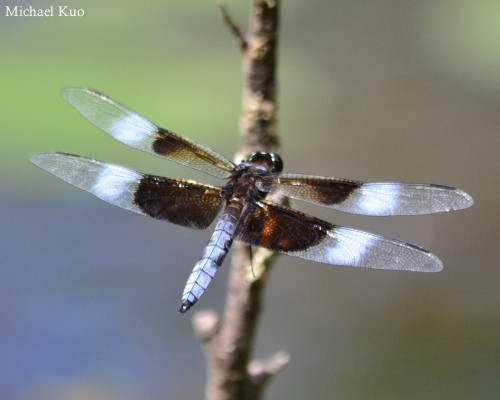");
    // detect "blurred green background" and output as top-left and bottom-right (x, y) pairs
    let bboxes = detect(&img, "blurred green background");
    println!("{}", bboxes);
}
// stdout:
(1, 0), (499, 399)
